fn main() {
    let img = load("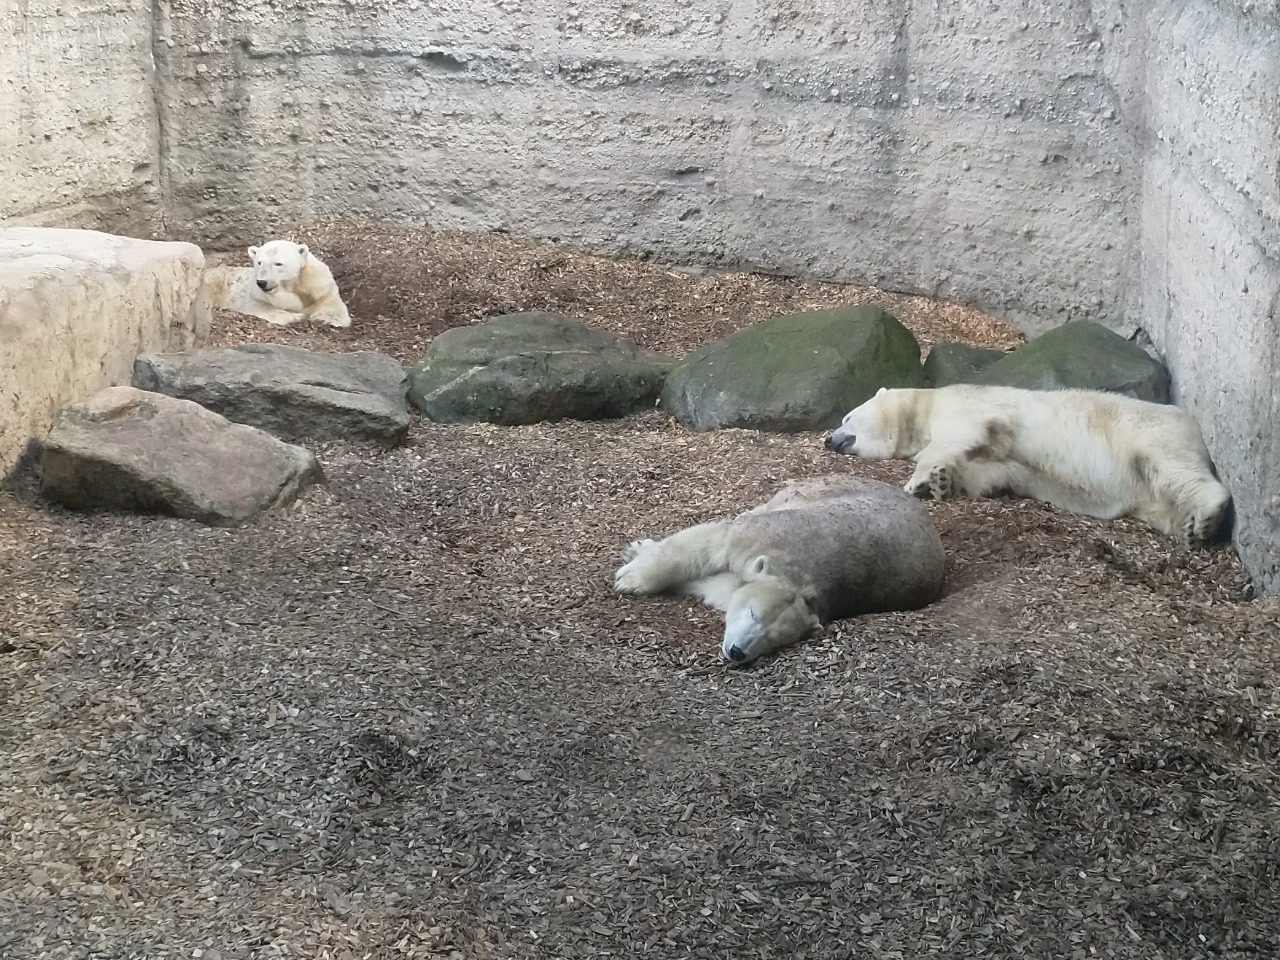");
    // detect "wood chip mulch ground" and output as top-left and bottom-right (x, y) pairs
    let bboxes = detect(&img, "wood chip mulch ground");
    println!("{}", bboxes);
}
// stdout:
(3, 222), (1279, 960)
